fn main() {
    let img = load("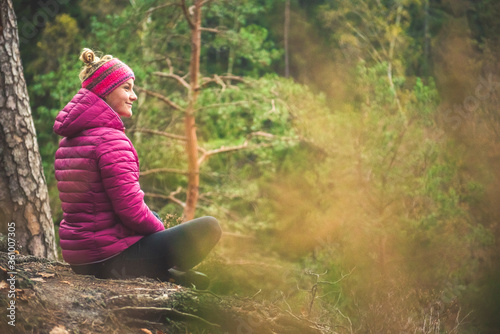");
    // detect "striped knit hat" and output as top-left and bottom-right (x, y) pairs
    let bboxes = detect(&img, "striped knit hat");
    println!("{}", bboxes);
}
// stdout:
(79, 49), (135, 98)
